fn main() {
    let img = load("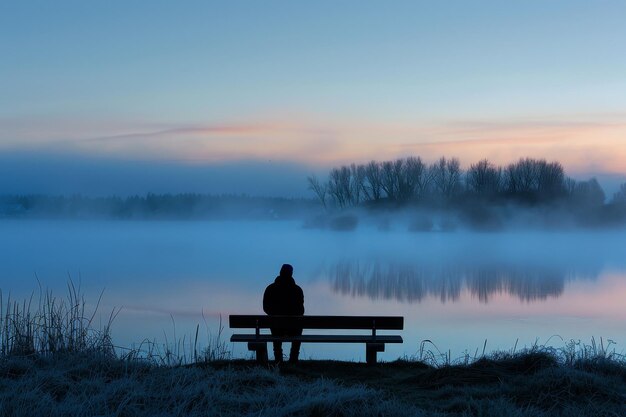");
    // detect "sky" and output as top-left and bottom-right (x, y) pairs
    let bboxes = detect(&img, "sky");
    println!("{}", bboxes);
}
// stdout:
(1, 0), (626, 195)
